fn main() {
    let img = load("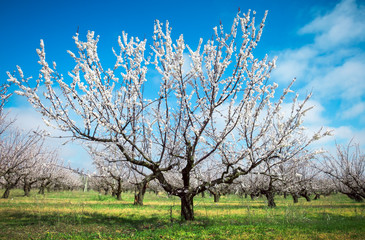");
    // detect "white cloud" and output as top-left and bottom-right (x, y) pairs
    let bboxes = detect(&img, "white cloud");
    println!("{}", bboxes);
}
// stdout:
(311, 125), (365, 154)
(301, 100), (328, 126)
(299, 0), (365, 49)
(330, 126), (365, 145)
(6, 104), (61, 136)
(297, 100), (333, 147)
(342, 101), (365, 119)
(308, 57), (365, 101)
(272, 0), (365, 86)
(270, 0), (365, 149)
(271, 47), (317, 84)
